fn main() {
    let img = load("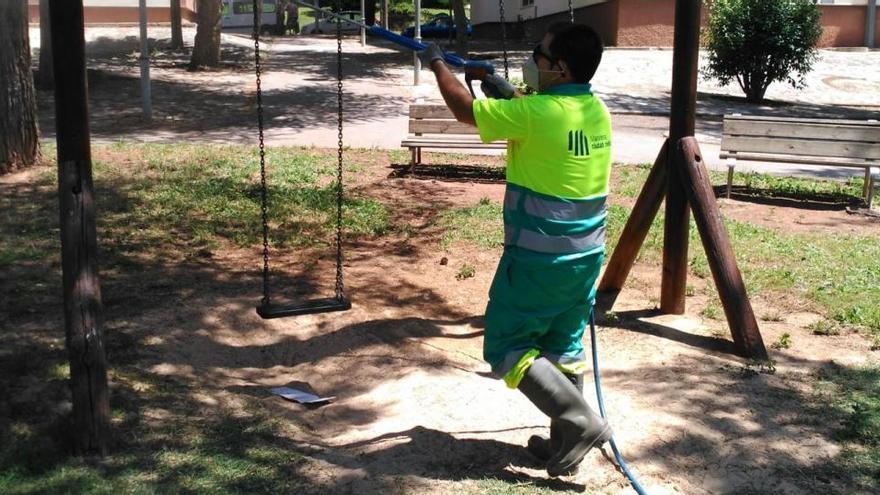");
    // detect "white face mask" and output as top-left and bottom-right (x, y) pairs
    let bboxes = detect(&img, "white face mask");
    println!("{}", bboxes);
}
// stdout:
(522, 57), (564, 92)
